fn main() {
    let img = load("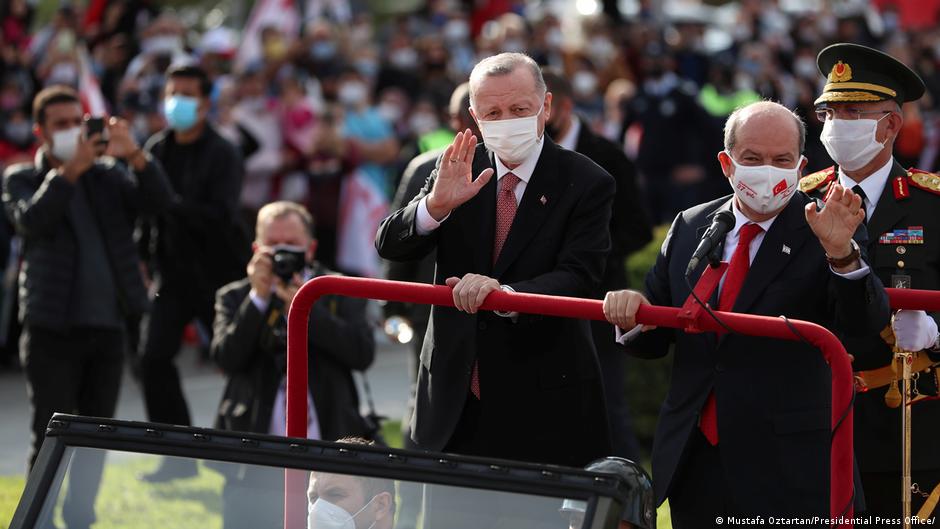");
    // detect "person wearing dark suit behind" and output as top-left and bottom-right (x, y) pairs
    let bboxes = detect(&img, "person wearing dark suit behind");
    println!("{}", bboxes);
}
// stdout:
(603, 101), (890, 527)
(799, 43), (940, 520)
(543, 69), (653, 461)
(211, 201), (375, 529)
(383, 82), (478, 449)
(137, 64), (248, 482)
(376, 52), (614, 467)
(3, 86), (173, 529)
